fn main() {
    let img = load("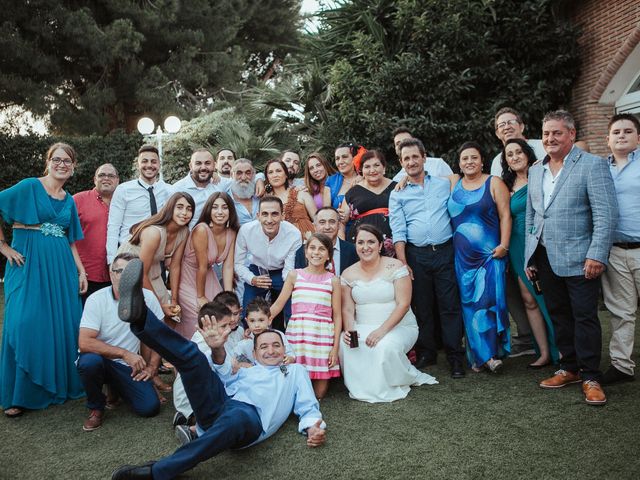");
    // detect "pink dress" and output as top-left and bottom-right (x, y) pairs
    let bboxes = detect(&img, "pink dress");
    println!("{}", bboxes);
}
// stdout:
(177, 227), (233, 339)
(285, 269), (340, 380)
